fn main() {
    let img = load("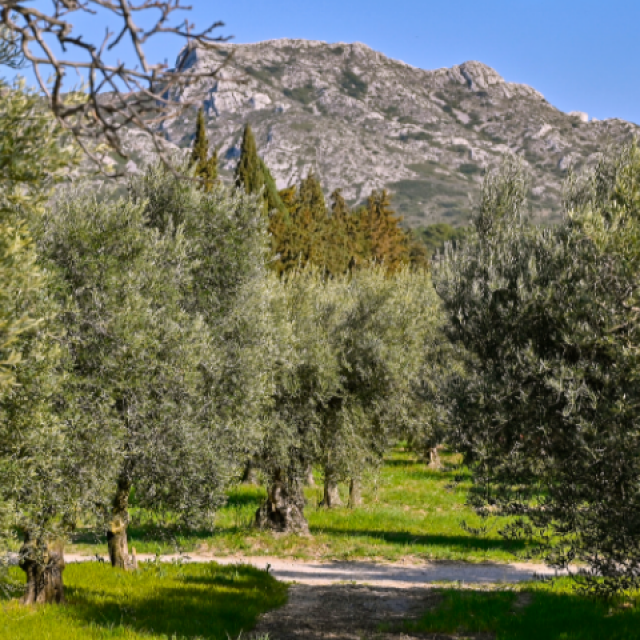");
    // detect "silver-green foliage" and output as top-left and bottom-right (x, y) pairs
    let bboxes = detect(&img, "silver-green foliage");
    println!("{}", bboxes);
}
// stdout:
(435, 147), (640, 595)
(128, 162), (273, 478)
(38, 178), (261, 526)
(258, 266), (445, 496)
(0, 81), (113, 575)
